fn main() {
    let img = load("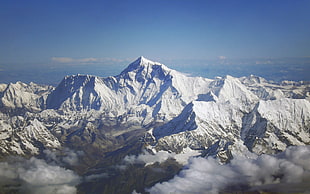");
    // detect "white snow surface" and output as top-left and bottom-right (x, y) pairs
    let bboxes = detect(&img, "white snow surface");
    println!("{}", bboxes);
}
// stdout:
(153, 93), (310, 156)
(0, 82), (52, 111)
